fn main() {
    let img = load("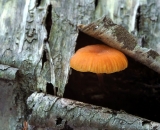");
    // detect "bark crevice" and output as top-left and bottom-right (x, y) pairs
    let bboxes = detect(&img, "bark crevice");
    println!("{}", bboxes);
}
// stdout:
(36, 0), (41, 7)
(46, 82), (54, 95)
(45, 4), (52, 41)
